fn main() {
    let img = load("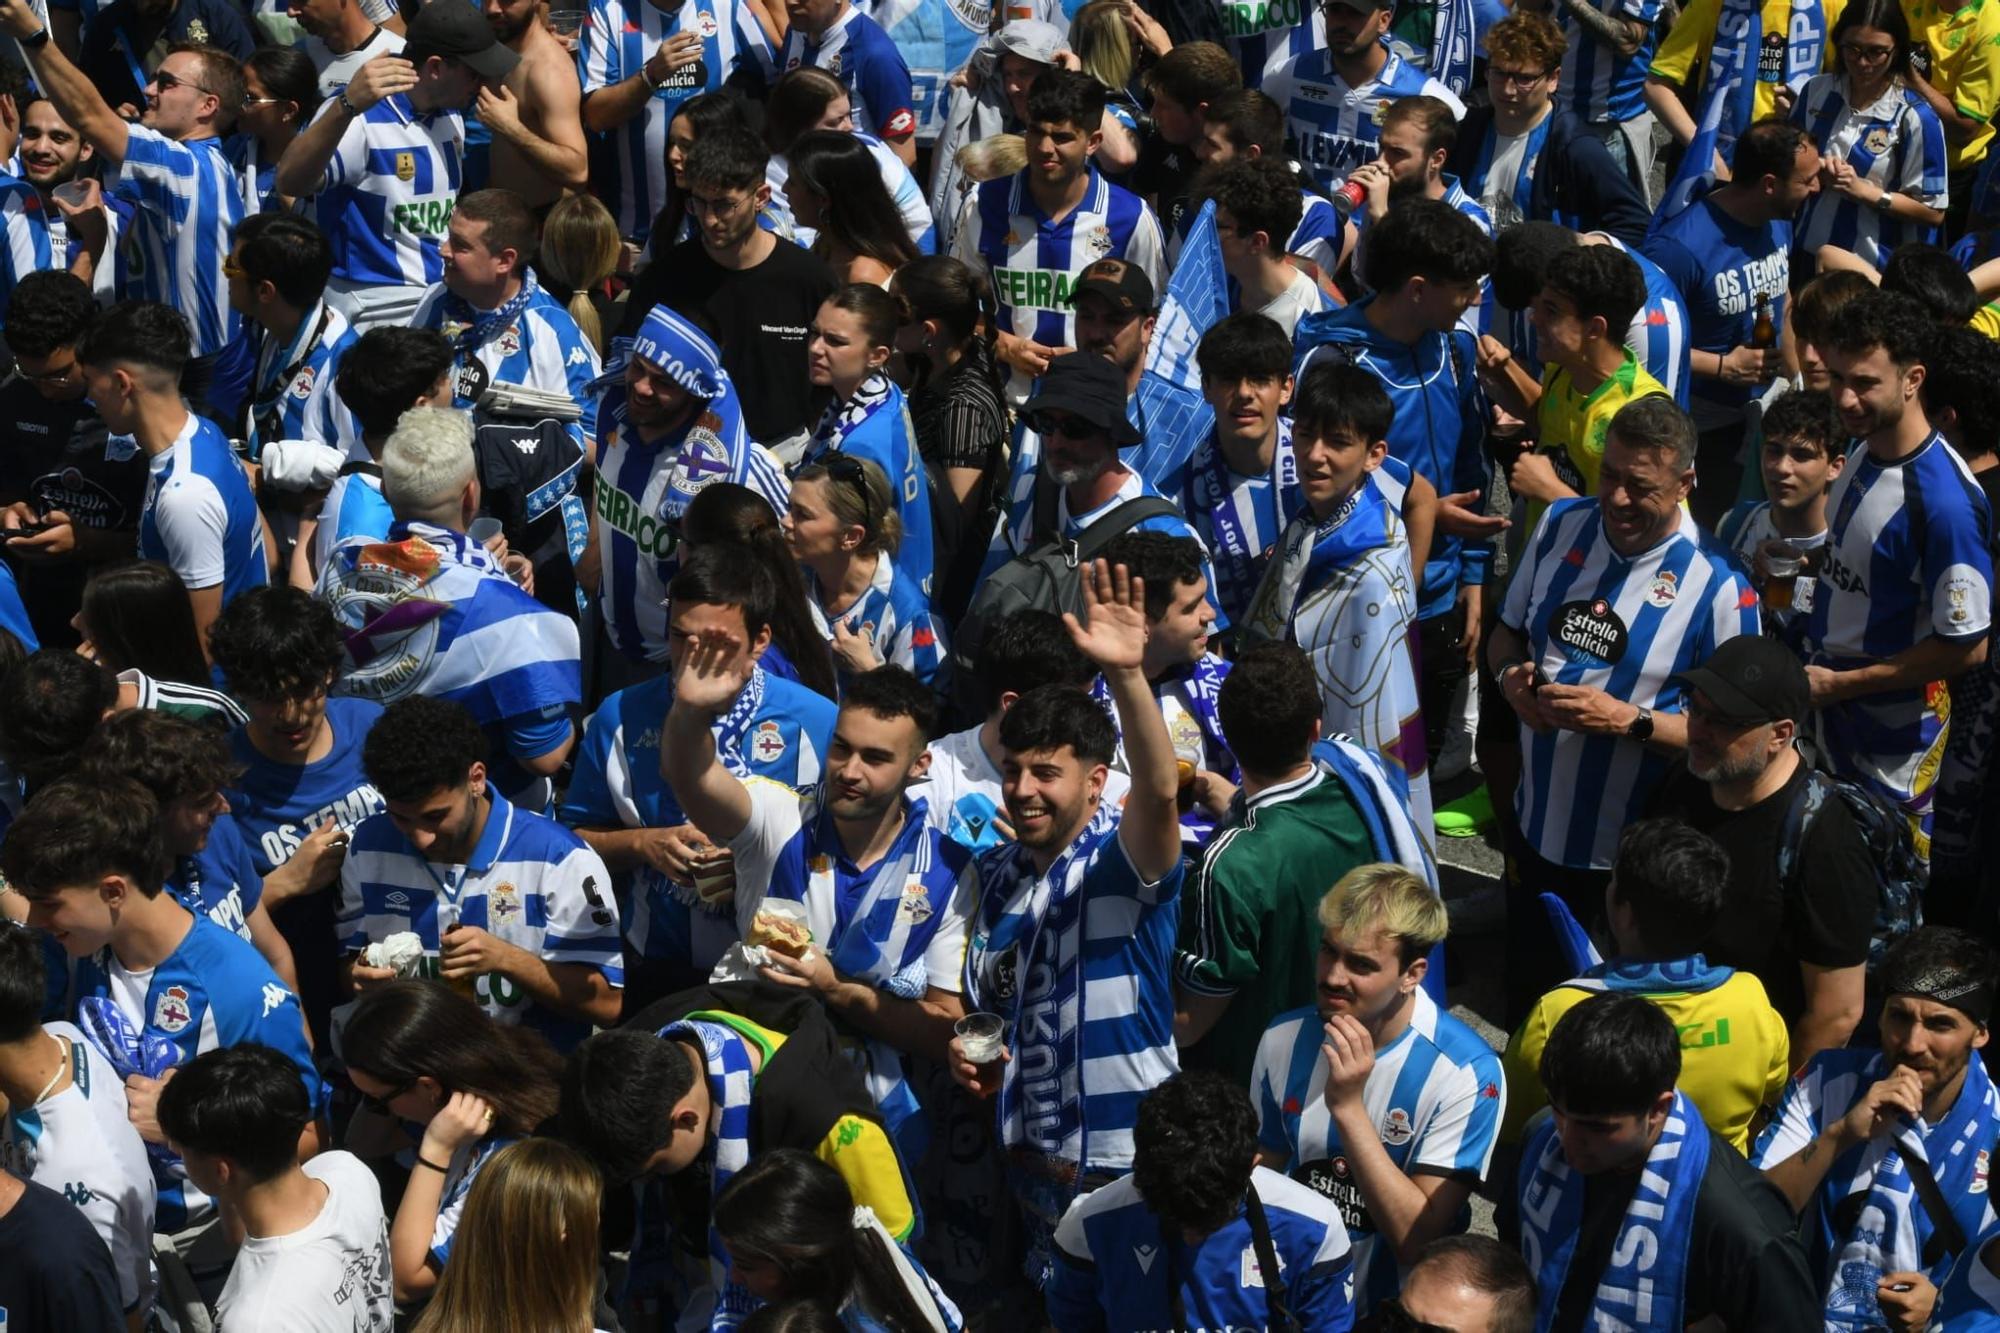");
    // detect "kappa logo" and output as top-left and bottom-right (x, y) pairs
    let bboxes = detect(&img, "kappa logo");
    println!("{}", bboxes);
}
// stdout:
(567, 345), (591, 368)
(260, 982), (291, 1017)
(1133, 1243), (1157, 1274)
